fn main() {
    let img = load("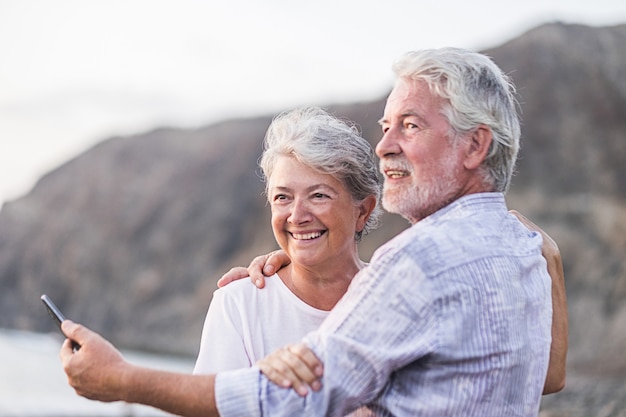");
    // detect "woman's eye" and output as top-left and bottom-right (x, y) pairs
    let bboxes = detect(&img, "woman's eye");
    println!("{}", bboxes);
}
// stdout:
(313, 193), (328, 199)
